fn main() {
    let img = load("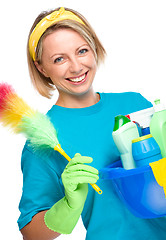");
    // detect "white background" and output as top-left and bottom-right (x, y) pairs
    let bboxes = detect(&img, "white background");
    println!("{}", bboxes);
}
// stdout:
(0, 0), (166, 239)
